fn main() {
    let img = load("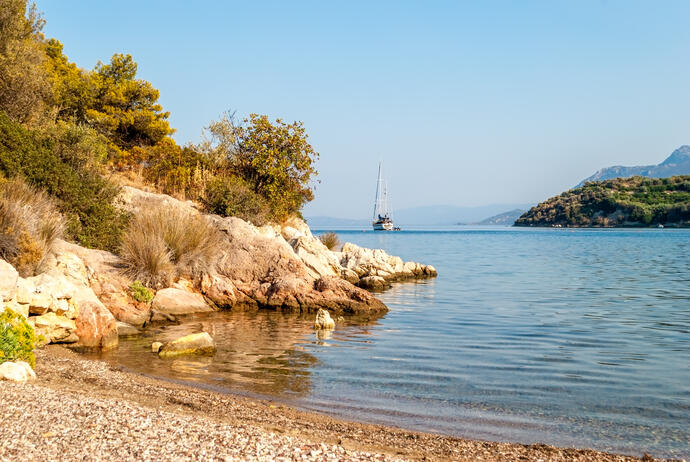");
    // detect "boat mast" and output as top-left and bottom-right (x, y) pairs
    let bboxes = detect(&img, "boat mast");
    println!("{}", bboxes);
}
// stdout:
(373, 161), (383, 220)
